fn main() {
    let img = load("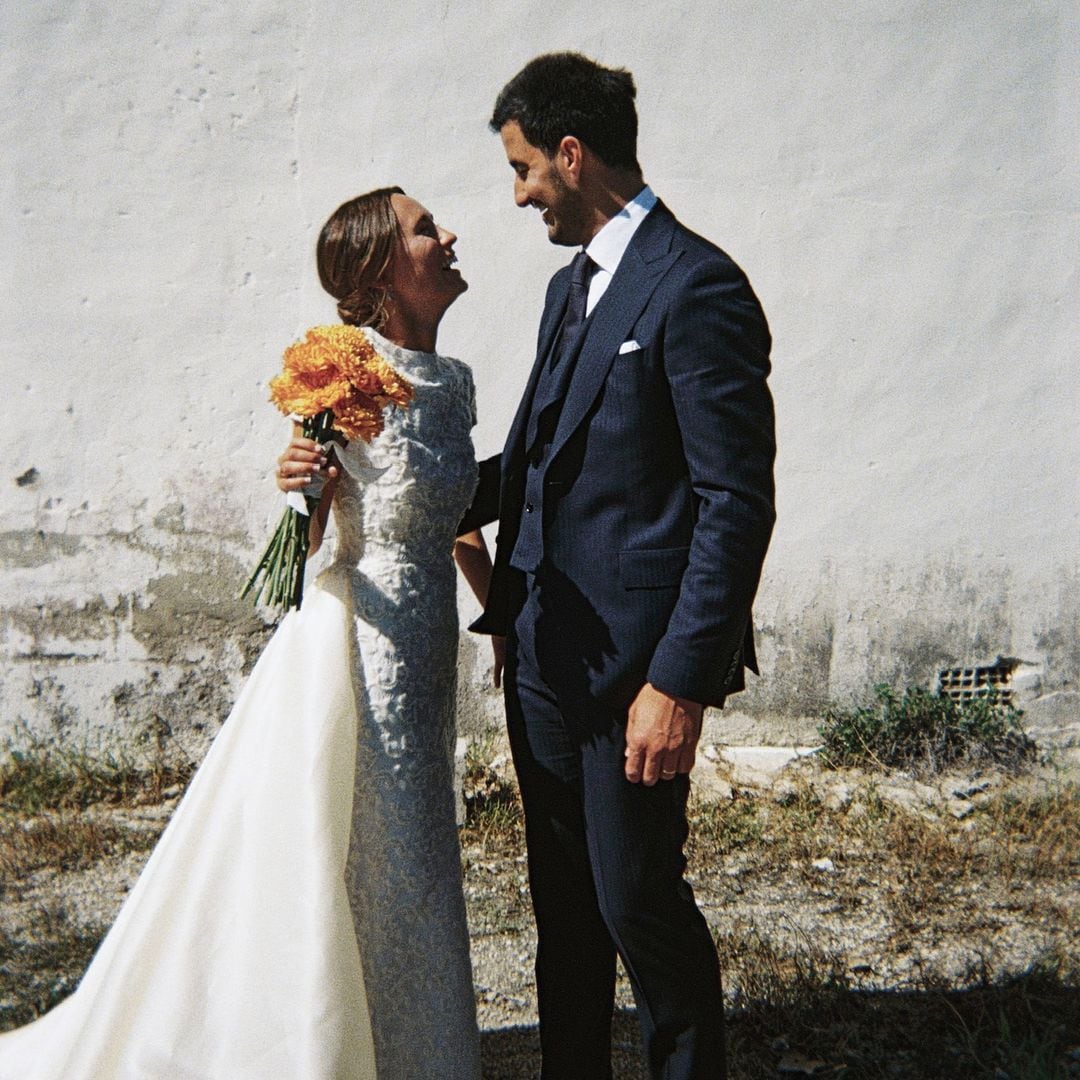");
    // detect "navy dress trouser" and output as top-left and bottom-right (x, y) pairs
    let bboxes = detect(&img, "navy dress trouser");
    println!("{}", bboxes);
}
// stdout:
(504, 581), (726, 1080)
